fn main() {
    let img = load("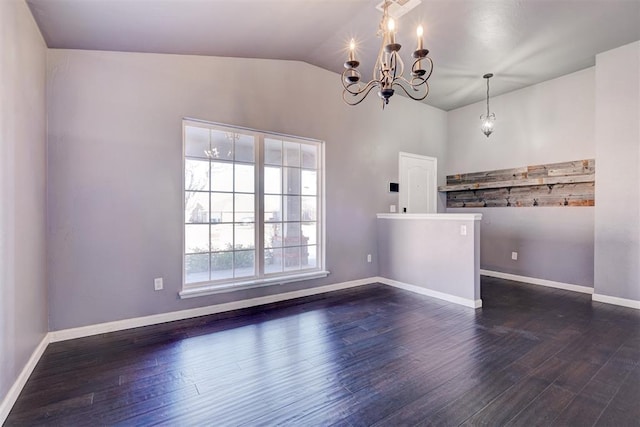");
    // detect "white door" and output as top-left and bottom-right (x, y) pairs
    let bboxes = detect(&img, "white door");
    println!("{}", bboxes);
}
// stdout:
(399, 152), (437, 213)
